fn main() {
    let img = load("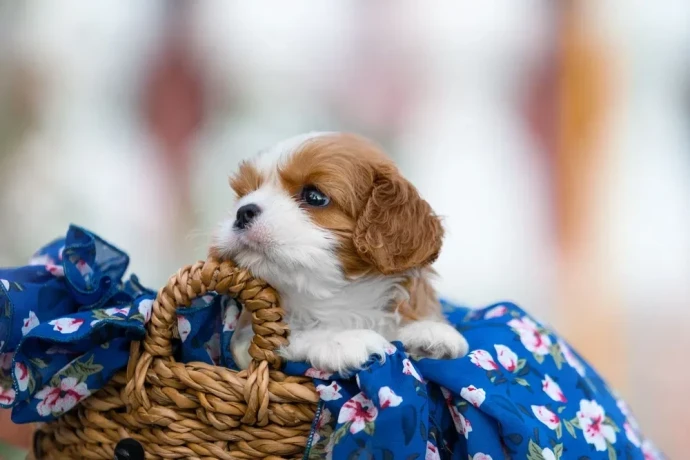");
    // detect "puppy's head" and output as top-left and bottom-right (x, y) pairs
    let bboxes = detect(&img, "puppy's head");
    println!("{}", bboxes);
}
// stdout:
(210, 132), (443, 302)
